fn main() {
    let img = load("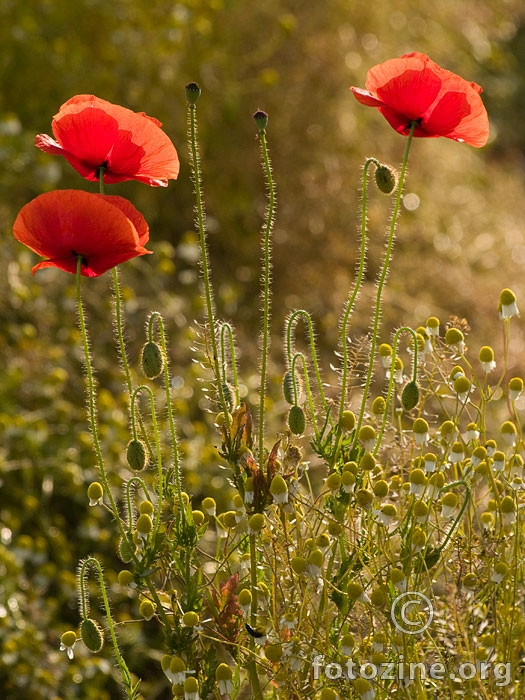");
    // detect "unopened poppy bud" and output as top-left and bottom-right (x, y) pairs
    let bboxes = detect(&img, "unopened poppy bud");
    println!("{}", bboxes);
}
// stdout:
(499, 288), (519, 319)
(126, 439), (147, 472)
(401, 380), (419, 411)
(87, 481), (103, 506)
(288, 405), (306, 435)
(80, 617), (104, 652)
(270, 474), (288, 504)
(374, 163), (398, 194)
(282, 370), (296, 404)
(182, 611), (199, 627)
(185, 82), (201, 104)
(509, 377), (524, 401)
(139, 599), (156, 620)
(340, 410), (356, 432)
(117, 534), (134, 563)
(253, 109), (269, 131)
(248, 513), (265, 534)
(140, 341), (164, 379)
